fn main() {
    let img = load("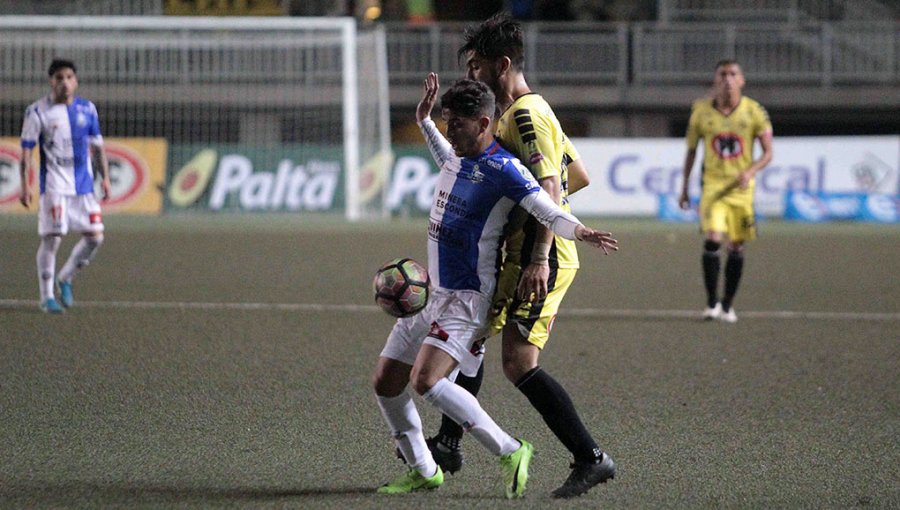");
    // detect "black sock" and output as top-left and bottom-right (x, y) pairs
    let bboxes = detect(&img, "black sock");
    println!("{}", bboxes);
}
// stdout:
(702, 242), (721, 308)
(722, 250), (744, 311)
(516, 366), (602, 464)
(436, 362), (484, 448)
